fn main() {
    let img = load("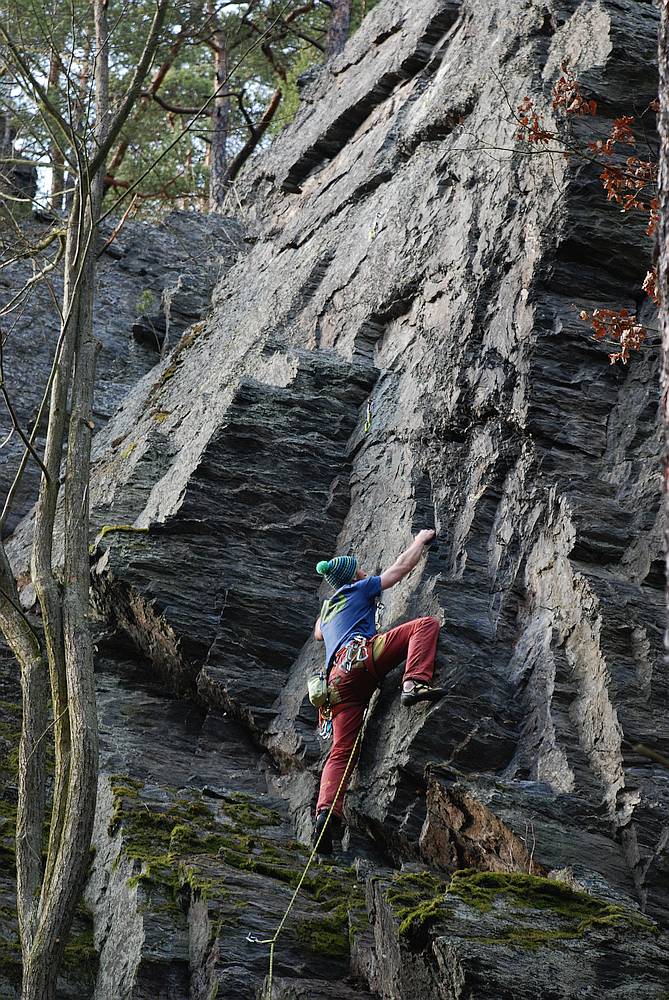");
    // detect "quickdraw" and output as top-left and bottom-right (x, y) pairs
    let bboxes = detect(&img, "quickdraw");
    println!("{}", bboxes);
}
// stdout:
(317, 709), (333, 740)
(340, 633), (369, 672)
